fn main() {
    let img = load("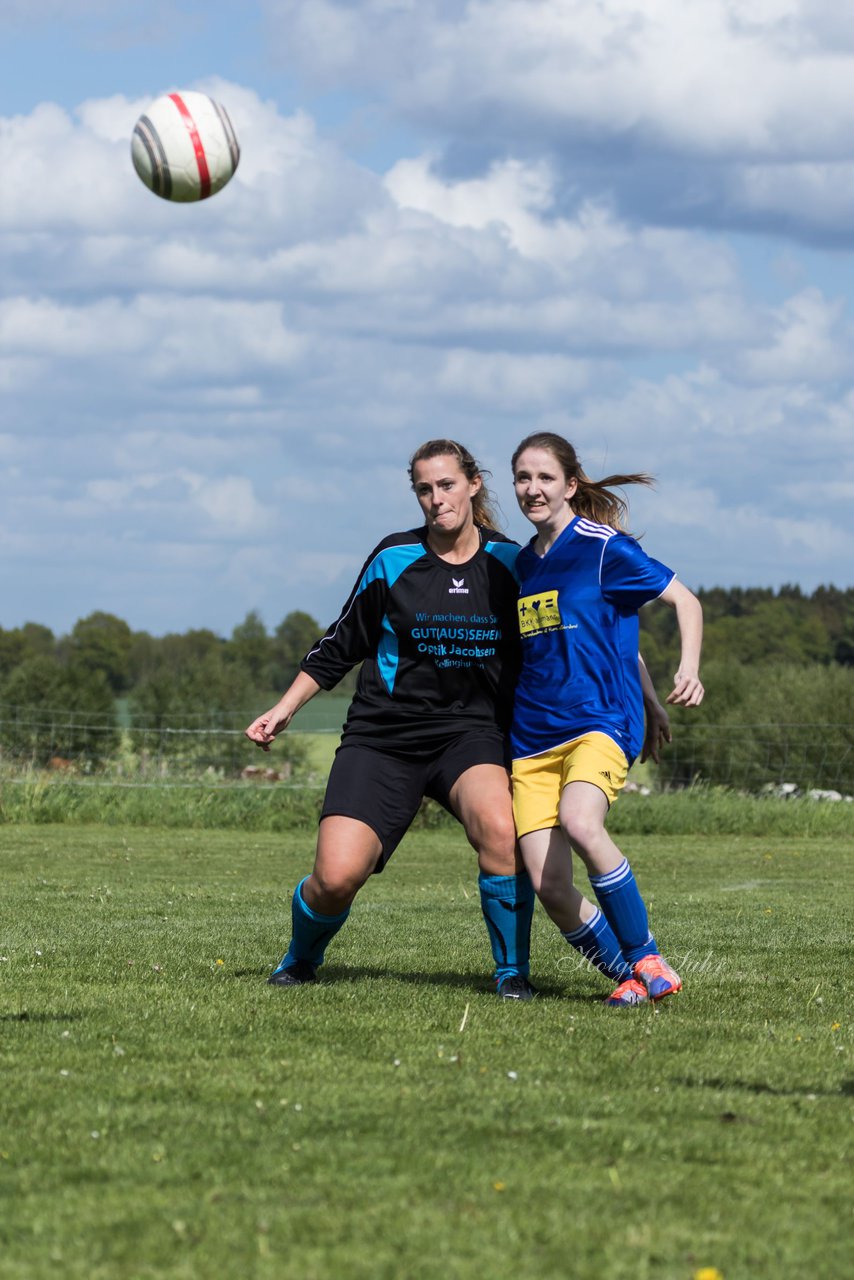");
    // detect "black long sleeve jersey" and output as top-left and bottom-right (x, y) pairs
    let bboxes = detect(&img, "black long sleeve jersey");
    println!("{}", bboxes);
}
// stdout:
(301, 527), (522, 755)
